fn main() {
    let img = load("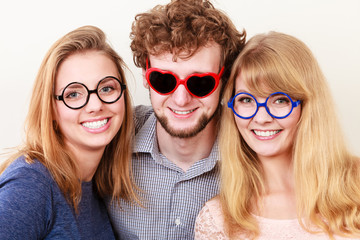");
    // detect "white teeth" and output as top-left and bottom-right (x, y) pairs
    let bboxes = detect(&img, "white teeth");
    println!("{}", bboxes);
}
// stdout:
(82, 119), (108, 129)
(254, 130), (280, 137)
(172, 109), (195, 115)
